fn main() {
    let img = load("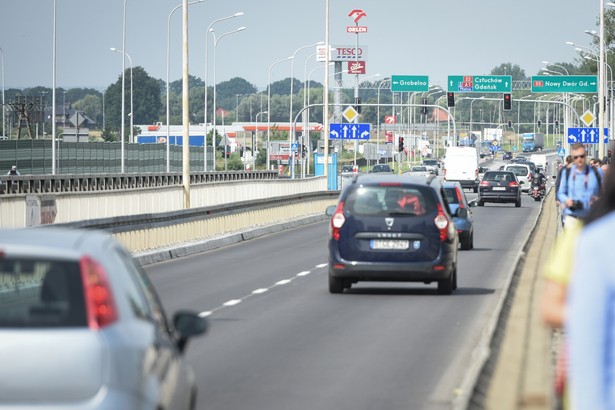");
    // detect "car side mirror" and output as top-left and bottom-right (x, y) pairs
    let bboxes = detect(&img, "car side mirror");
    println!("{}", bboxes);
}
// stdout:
(173, 310), (208, 353)
(468, 201), (477, 207)
(326, 205), (337, 216)
(456, 208), (469, 218)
